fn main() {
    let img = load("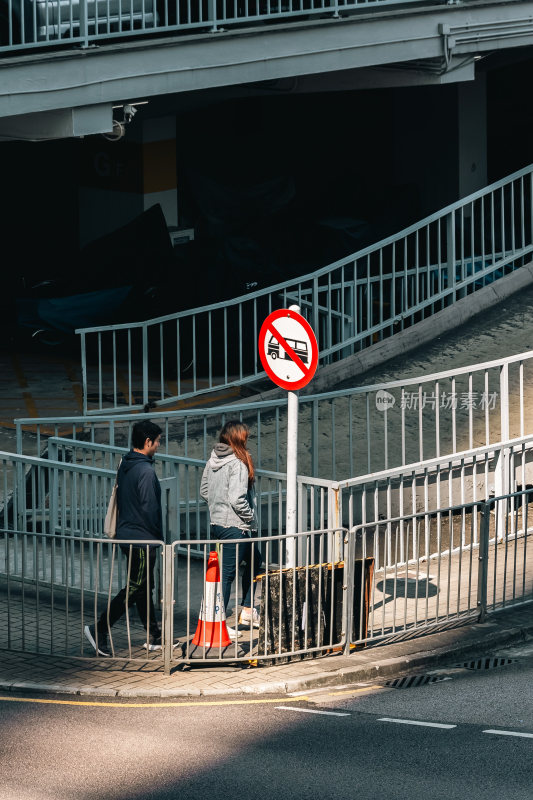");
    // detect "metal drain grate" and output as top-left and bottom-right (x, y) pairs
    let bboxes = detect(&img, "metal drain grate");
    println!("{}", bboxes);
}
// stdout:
(385, 674), (449, 689)
(460, 657), (516, 670)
